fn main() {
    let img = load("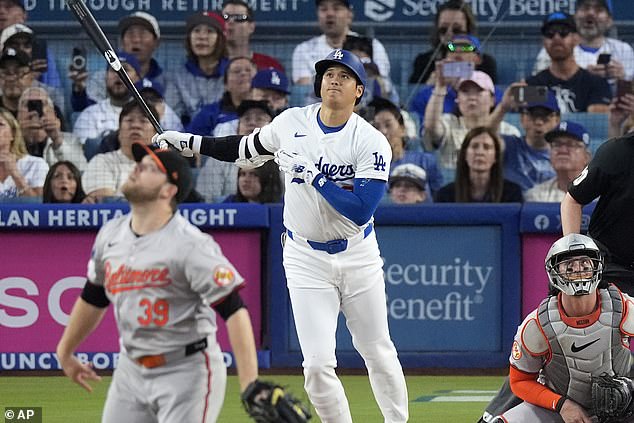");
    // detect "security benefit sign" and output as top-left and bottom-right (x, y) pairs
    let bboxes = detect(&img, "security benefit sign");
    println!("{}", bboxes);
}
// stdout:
(379, 225), (502, 352)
